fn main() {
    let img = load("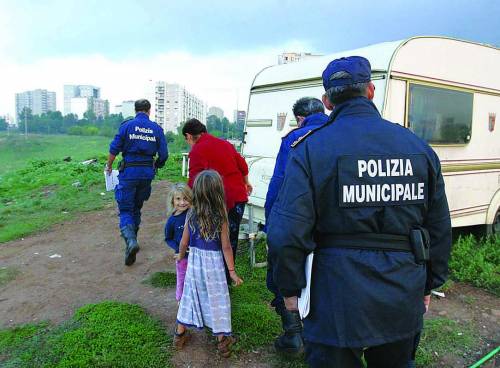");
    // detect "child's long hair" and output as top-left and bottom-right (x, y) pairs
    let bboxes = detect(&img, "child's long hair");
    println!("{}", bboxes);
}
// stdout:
(189, 170), (228, 240)
(166, 183), (193, 215)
